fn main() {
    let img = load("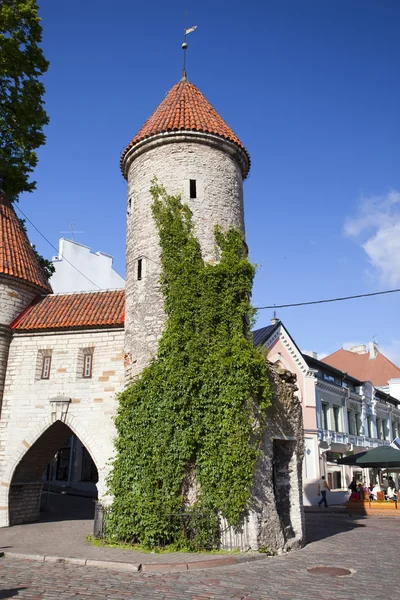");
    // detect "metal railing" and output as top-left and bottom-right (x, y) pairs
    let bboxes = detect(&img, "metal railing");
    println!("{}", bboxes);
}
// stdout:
(93, 502), (221, 550)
